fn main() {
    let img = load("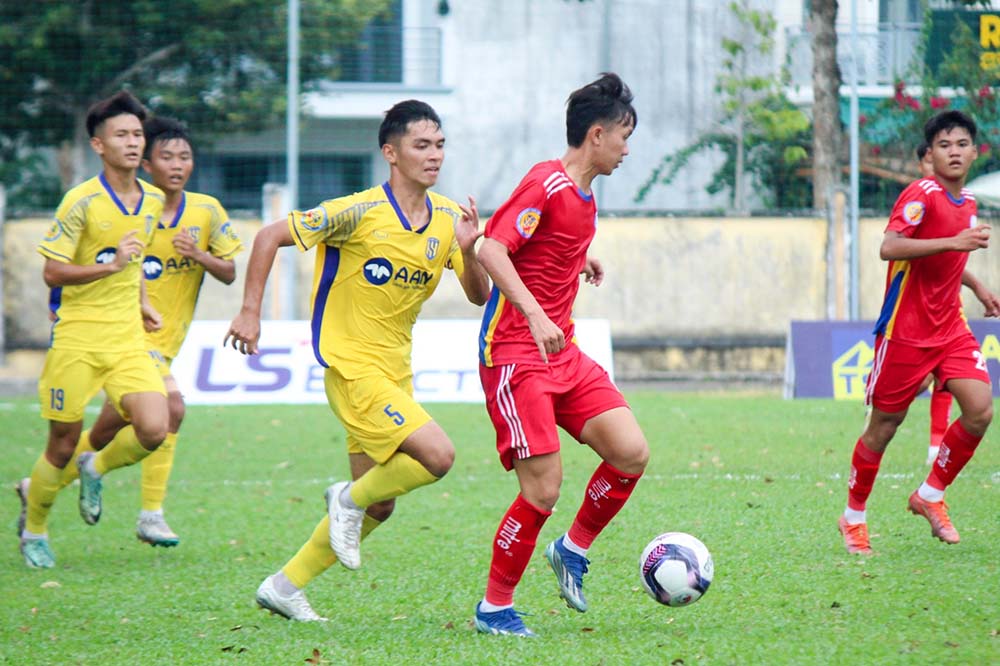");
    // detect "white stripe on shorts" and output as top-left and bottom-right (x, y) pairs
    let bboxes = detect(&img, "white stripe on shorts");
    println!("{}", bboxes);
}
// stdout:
(496, 364), (530, 459)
